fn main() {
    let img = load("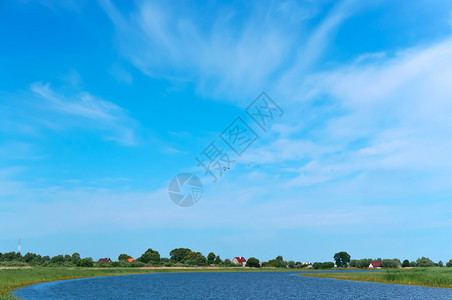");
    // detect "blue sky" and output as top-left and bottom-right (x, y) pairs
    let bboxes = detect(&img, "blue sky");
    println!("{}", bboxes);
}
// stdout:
(0, 0), (451, 263)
